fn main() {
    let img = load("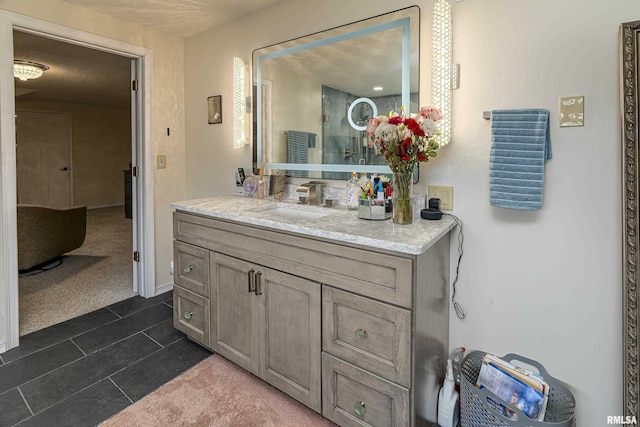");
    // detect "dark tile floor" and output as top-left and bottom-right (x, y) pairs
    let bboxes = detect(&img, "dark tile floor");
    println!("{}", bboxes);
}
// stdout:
(0, 290), (212, 427)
